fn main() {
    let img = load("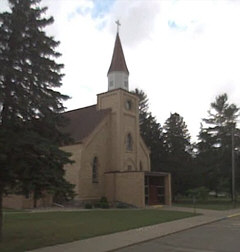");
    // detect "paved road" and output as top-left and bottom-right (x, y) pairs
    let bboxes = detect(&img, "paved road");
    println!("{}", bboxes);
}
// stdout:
(116, 216), (240, 252)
